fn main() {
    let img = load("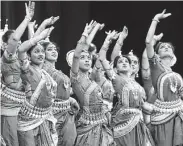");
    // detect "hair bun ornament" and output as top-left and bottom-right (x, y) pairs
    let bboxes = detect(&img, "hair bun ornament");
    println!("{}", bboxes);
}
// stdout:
(119, 51), (122, 57)
(128, 50), (134, 56)
(66, 50), (75, 67)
